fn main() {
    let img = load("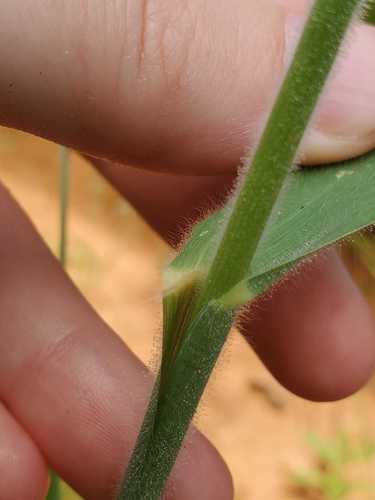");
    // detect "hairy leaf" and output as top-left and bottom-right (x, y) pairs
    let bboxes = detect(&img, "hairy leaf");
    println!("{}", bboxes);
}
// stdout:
(168, 150), (375, 305)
